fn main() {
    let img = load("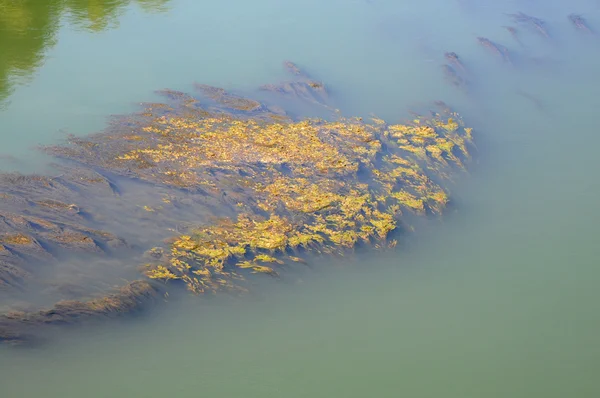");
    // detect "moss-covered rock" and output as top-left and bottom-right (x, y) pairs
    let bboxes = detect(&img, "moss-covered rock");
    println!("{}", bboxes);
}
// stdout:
(1, 62), (475, 344)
